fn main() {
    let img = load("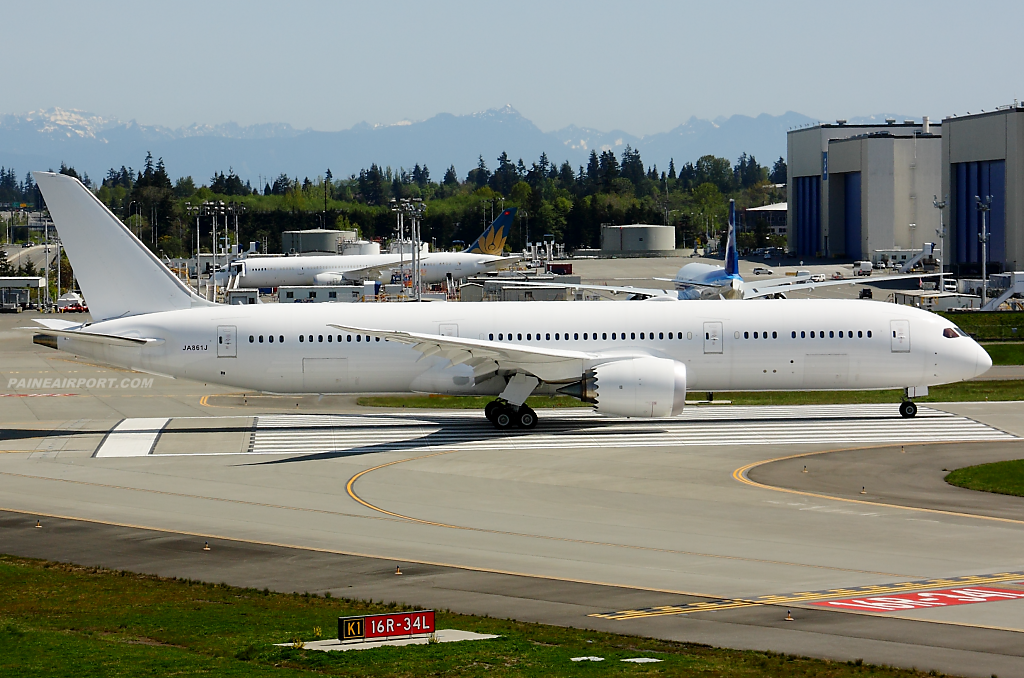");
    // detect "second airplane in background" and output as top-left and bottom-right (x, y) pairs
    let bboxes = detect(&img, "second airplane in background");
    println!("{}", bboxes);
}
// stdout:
(230, 208), (519, 288)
